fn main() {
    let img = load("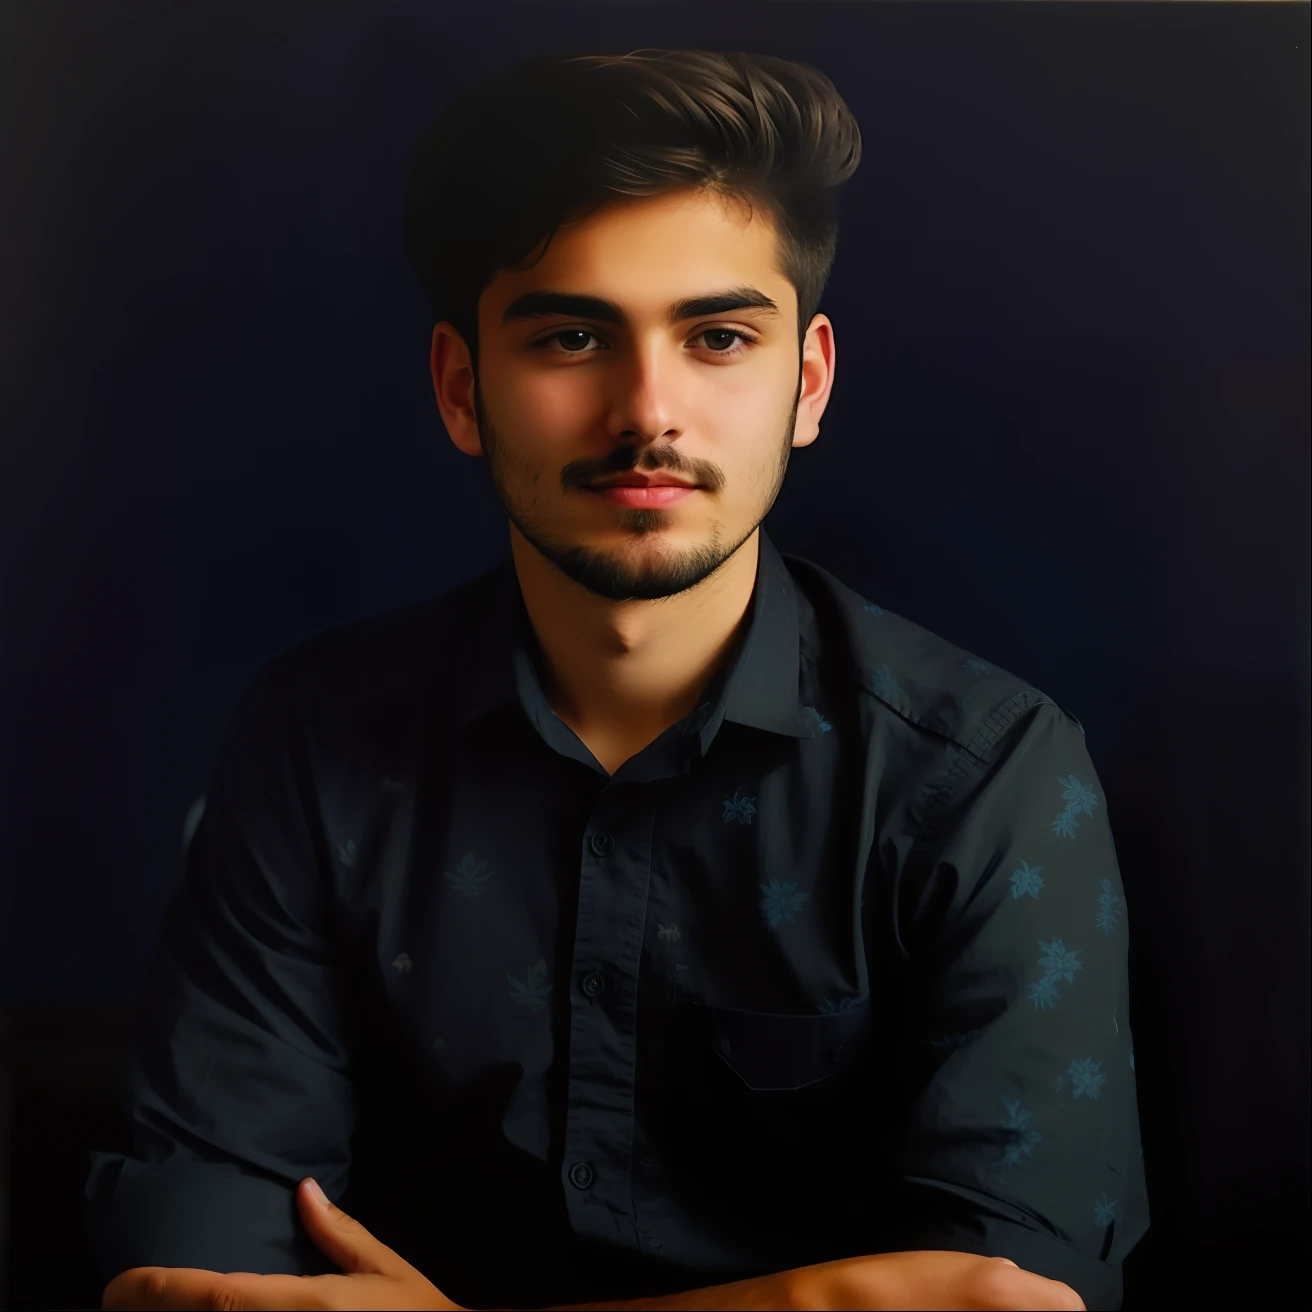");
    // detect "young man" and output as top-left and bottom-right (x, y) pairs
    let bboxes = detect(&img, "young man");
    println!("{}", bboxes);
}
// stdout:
(86, 48), (1145, 1312)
